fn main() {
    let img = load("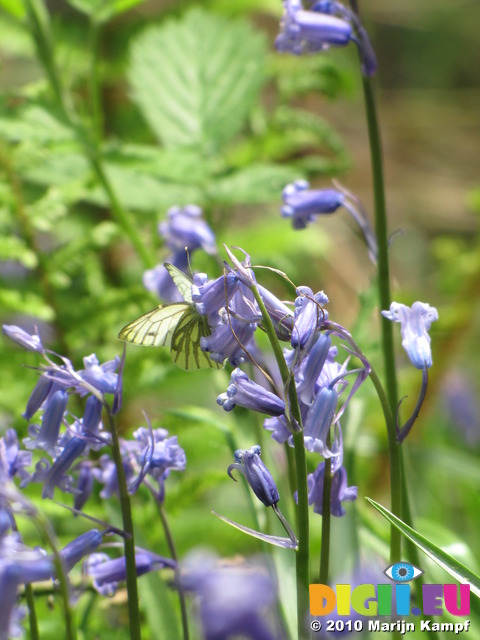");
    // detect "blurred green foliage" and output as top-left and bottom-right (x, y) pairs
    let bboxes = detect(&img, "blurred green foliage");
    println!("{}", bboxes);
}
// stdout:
(0, 0), (479, 638)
